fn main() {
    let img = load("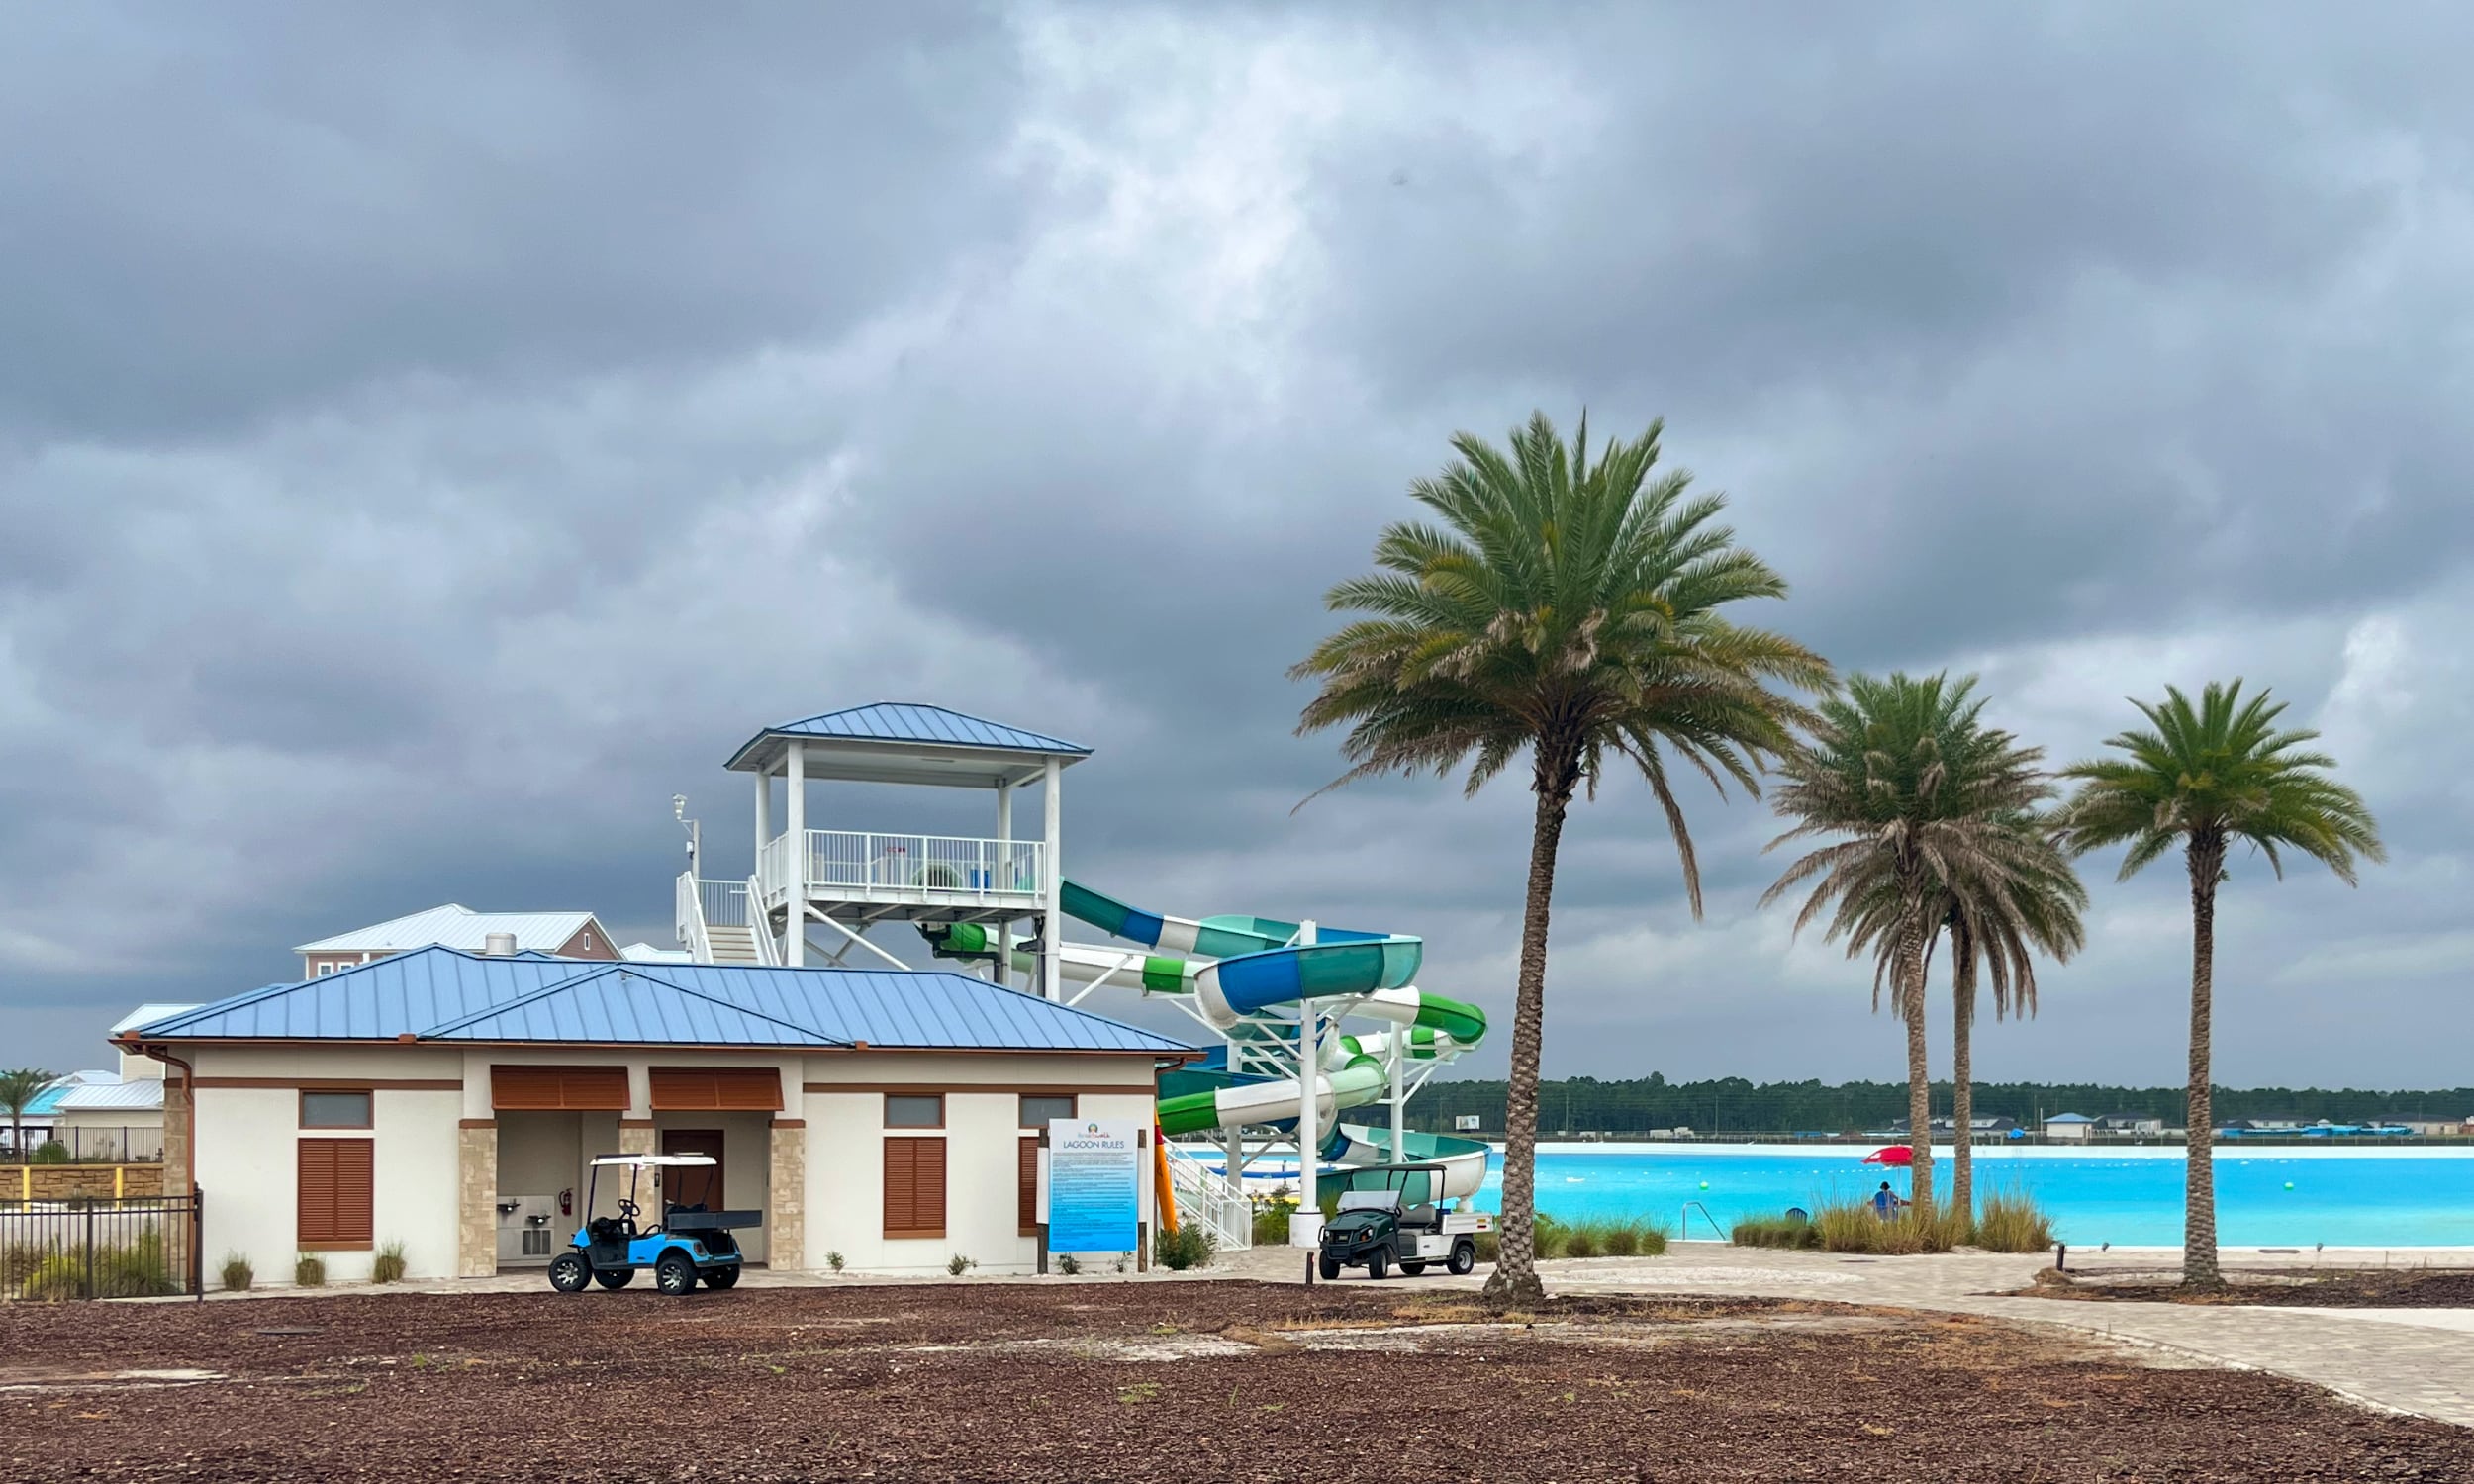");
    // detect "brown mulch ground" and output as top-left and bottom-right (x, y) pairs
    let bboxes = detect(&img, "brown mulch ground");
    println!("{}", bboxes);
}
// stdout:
(5, 1281), (2471, 1482)
(2026, 1265), (2474, 1308)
